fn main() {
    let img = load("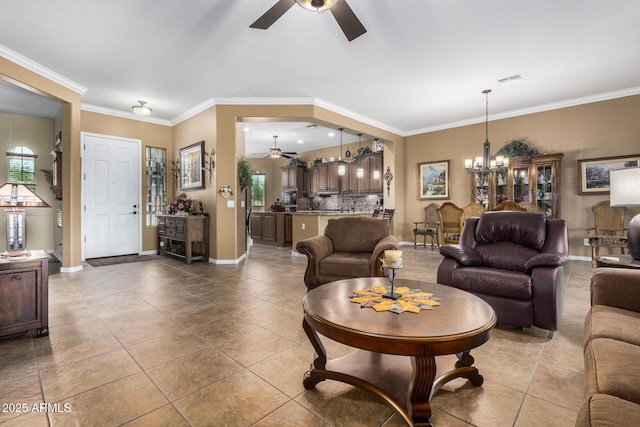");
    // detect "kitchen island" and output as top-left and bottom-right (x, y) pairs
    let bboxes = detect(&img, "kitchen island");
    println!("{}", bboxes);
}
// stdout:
(291, 211), (370, 254)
